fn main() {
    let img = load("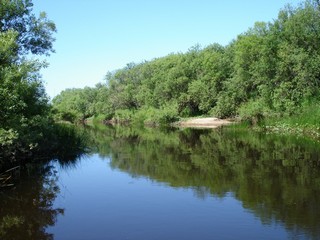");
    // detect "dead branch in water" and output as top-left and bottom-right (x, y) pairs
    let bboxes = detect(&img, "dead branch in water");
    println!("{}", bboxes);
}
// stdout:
(0, 166), (20, 189)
